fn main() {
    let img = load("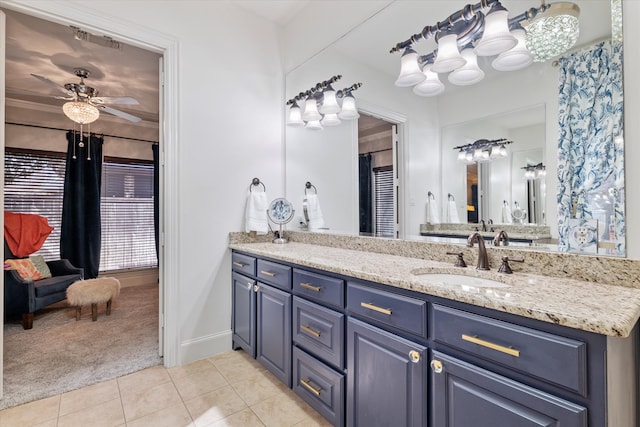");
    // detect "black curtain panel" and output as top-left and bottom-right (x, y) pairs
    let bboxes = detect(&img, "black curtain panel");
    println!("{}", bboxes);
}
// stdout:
(359, 153), (373, 235)
(60, 131), (103, 279)
(152, 143), (159, 261)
